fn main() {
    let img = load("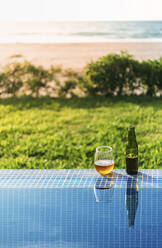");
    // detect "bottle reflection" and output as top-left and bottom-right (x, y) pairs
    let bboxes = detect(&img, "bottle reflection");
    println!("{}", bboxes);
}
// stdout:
(125, 176), (138, 228)
(94, 172), (114, 203)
